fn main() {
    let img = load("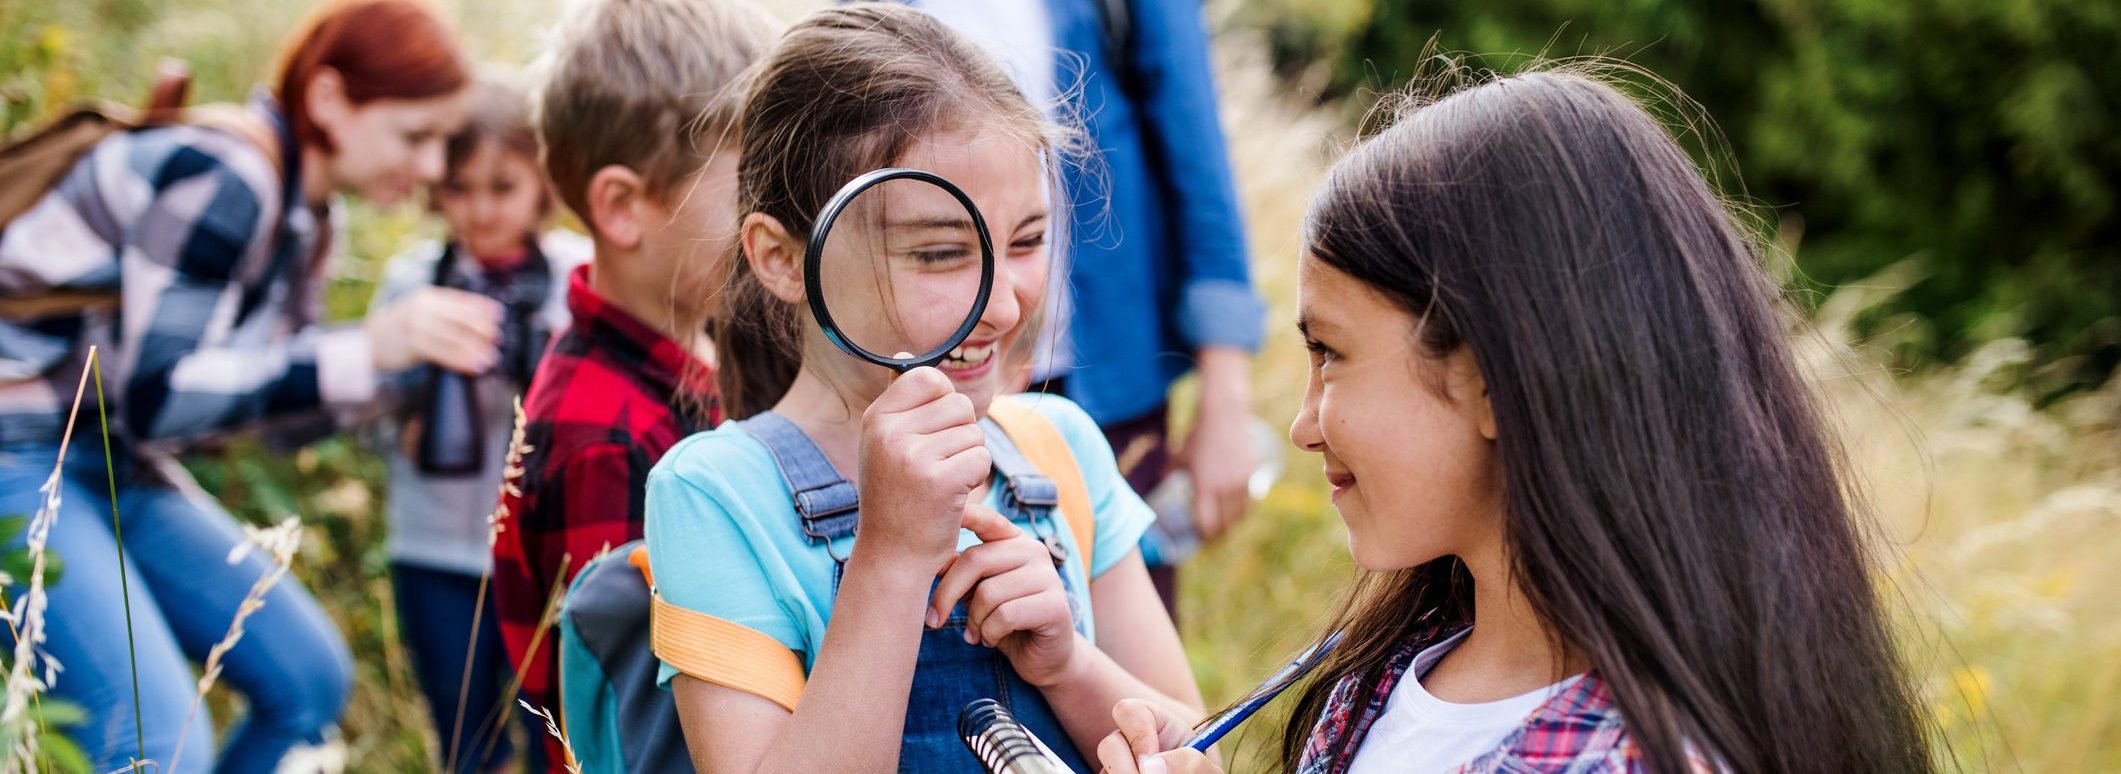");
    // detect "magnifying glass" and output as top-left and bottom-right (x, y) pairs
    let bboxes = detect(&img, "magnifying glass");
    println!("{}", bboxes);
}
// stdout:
(805, 168), (995, 373)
